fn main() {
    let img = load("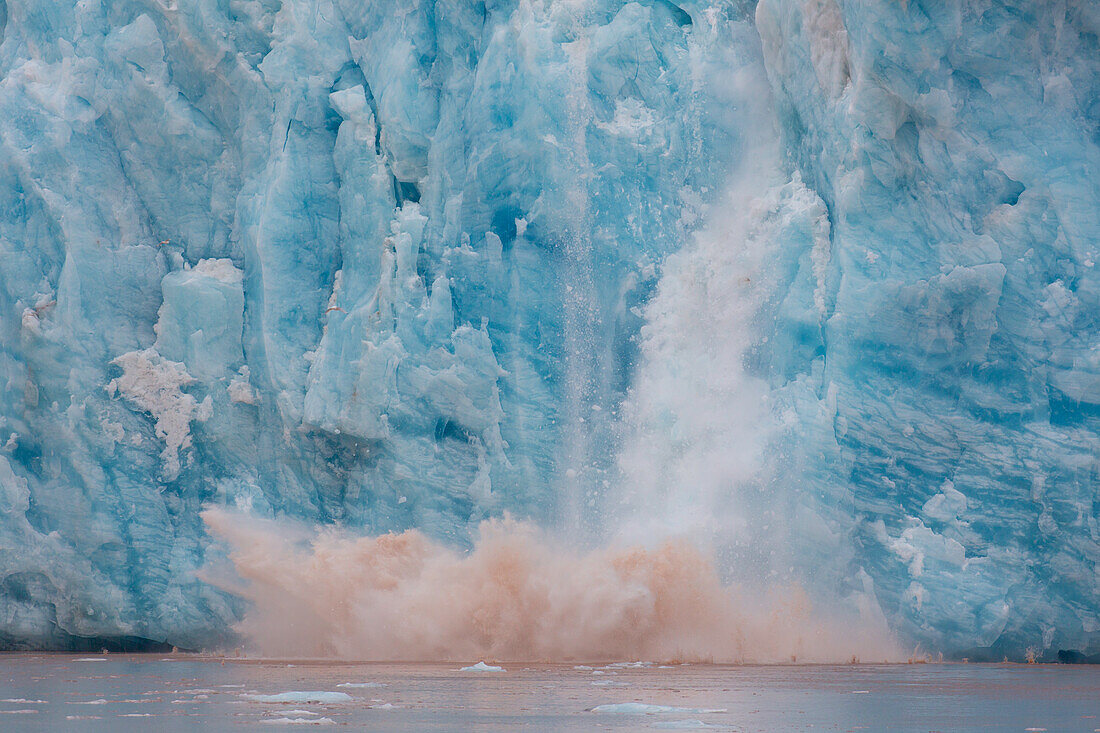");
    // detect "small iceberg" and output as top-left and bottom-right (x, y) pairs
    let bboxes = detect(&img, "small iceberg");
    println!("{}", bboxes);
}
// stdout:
(591, 703), (727, 715)
(243, 692), (353, 704)
(263, 717), (336, 725)
(459, 662), (504, 672)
